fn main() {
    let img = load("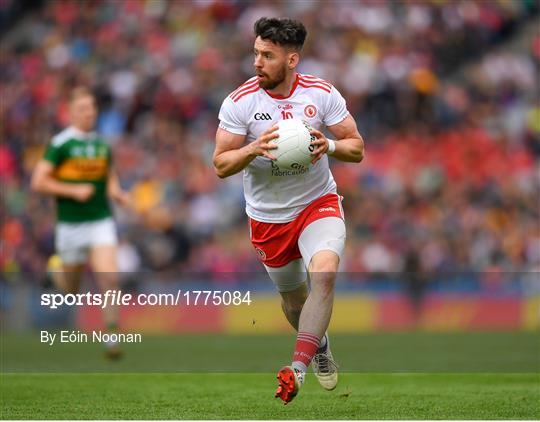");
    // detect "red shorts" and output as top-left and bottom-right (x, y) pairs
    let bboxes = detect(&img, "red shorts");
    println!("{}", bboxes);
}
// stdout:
(249, 193), (344, 268)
